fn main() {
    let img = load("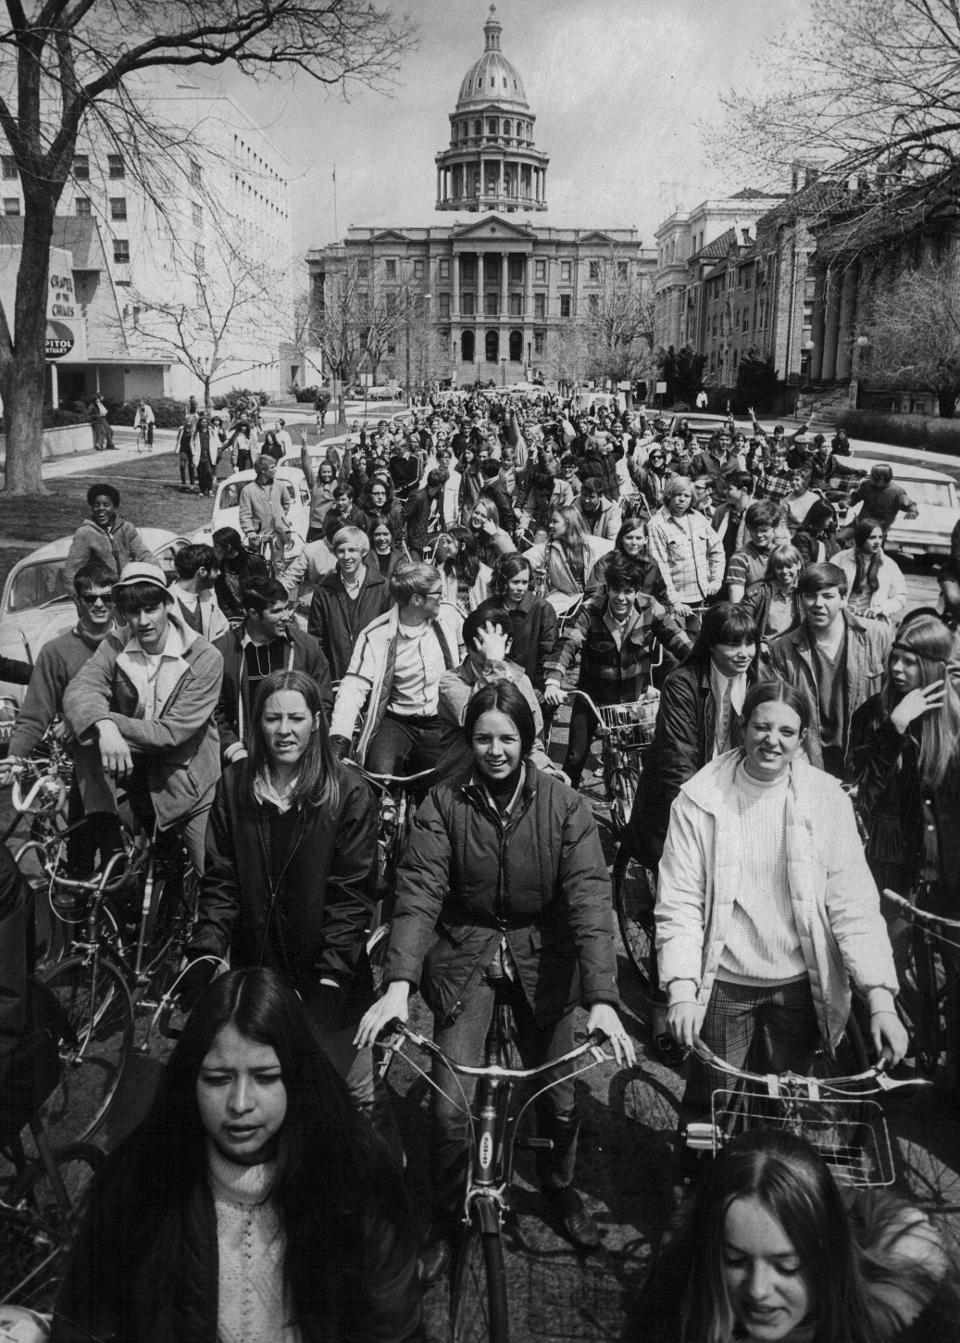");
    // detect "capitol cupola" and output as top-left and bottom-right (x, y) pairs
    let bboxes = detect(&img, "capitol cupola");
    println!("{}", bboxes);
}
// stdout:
(435, 5), (549, 213)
